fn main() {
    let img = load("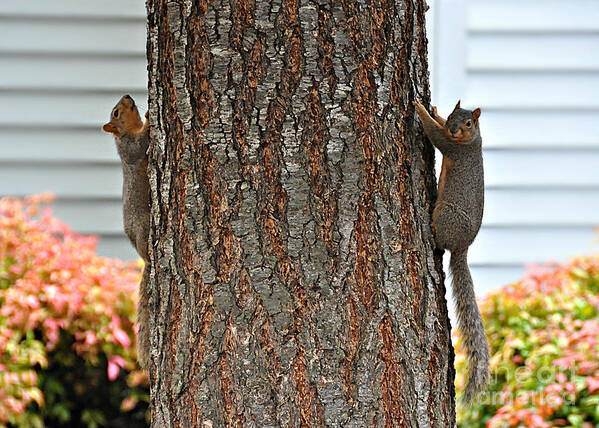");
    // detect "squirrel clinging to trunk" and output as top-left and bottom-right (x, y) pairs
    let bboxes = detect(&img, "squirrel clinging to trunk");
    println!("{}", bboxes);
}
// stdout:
(414, 99), (490, 402)
(103, 95), (152, 369)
